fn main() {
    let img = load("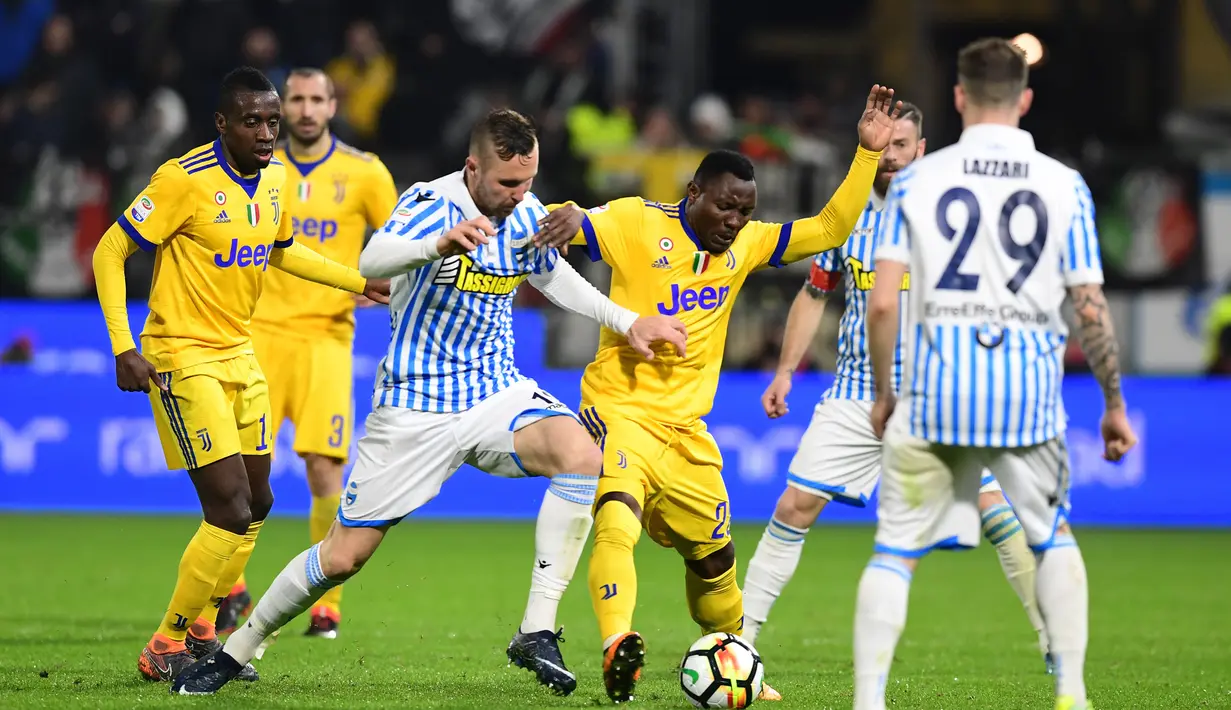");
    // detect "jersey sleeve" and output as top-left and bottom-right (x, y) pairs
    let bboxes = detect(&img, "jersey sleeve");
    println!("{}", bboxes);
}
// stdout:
(114, 162), (193, 251)
(551, 196), (643, 264)
(374, 185), (451, 243)
(873, 173), (911, 265)
(749, 146), (880, 269)
(362, 157), (400, 230)
(1061, 172), (1104, 286)
(804, 250), (843, 296)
